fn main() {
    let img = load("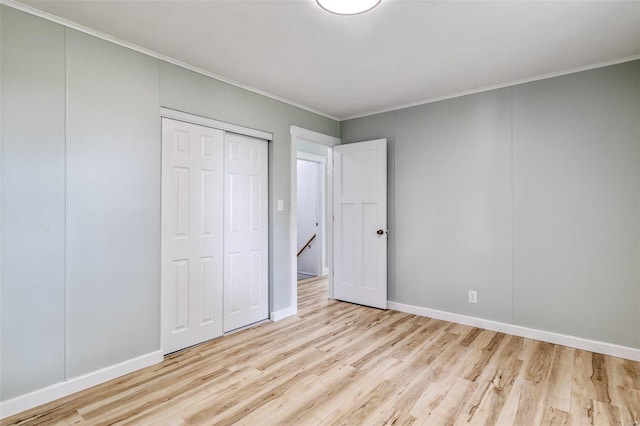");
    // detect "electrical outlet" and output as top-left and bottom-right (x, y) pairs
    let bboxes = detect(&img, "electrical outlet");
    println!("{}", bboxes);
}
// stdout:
(468, 290), (477, 304)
